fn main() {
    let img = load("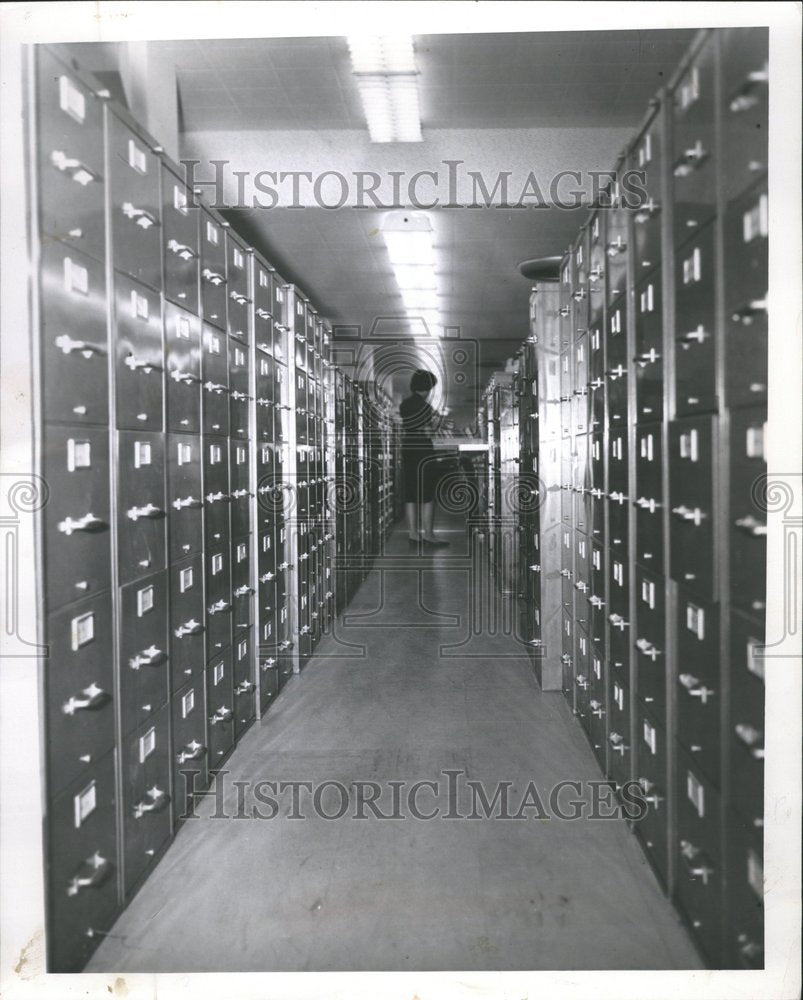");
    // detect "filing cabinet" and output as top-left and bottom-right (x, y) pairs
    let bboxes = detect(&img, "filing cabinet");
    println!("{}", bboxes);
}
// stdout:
(118, 571), (169, 736)
(169, 554), (205, 692)
(203, 437), (230, 546)
(672, 35), (717, 241)
(728, 406), (767, 617)
(229, 439), (252, 537)
(202, 324), (229, 436)
(226, 233), (250, 342)
(167, 433), (204, 561)
(200, 211), (227, 329)
(114, 274), (163, 431)
(171, 681), (209, 824)
(47, 751), (119, 972)
(206, 653), (234, 768)
(606, 369), (629, 427)
(120, 706), (171, 894)
(231, 537), (254, 632)
(164, 302), (202, 434)
(723, 180), (768, 407)
(729, 611), (765, 827)
(721, 28), (768, 204)
(259, 653), (280, 713)
(669, 416), (716, 599)
(604, 171), (629, 302)
(726, 815), (764, 968)
(607, 676), (632, 788)
(631, 115), (663, 275)
(40, 241), (109, 426)
(42, 425), (111, 611)
(634, 709), (669, 882)
(676, 591), (720, 783)
(205, 545), (232, 657)
(674, 222), (717, 415)
(675, 750), (723, 963)
(116, 430), (167, 586)
(108, 110), (161, 291)
(233, 629), (255, 737)
(45, 593), (115, 796)
(633, 274), (663, 422)
(162, 164), (199, 313)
